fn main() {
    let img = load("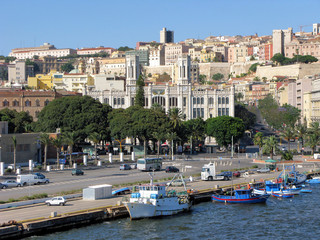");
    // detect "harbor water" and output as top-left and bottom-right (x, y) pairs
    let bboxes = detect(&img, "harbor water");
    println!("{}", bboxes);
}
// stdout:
(27, 186), (320, 240)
